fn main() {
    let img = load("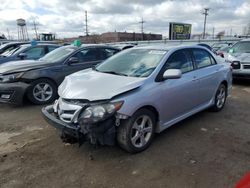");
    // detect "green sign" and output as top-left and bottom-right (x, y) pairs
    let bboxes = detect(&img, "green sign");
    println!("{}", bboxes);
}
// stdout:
(73, 39), (81, 47)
